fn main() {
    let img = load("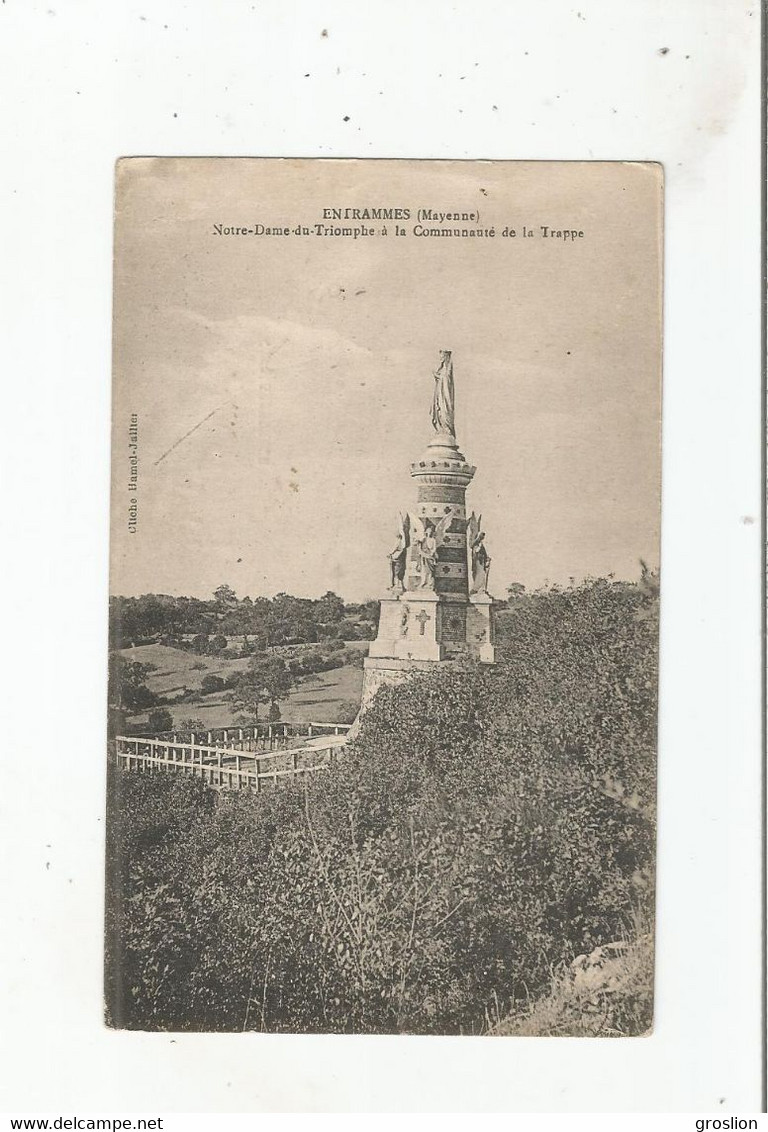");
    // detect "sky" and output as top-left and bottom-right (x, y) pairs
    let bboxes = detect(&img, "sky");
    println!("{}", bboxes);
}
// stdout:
(110, 158), (662, 602)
